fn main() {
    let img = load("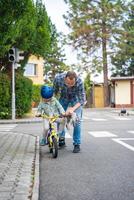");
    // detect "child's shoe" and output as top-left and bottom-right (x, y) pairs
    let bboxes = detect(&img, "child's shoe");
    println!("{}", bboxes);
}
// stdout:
(40, 138), (46, 146)
(59, 137), (65, 147)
